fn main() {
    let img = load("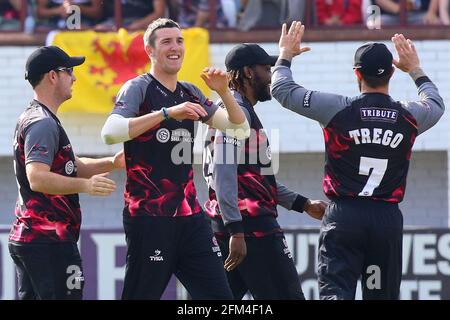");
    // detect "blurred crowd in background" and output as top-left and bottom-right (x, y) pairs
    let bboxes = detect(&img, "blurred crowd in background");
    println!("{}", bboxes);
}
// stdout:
(0, 0), (449, 32)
